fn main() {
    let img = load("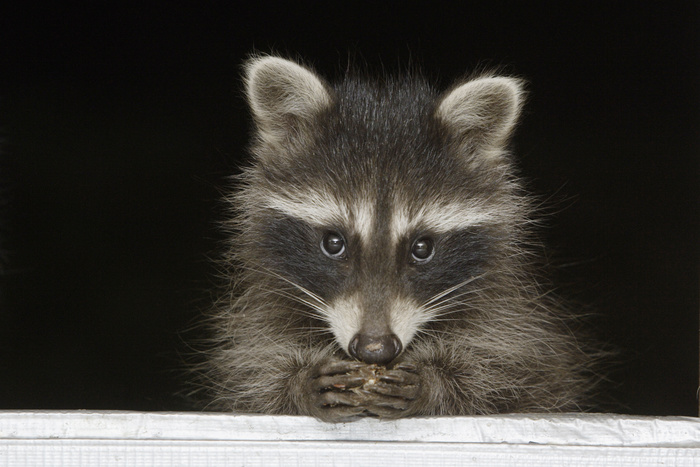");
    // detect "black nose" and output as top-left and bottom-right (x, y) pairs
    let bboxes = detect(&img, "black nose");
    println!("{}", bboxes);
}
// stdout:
(348, 333), (402, 365)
